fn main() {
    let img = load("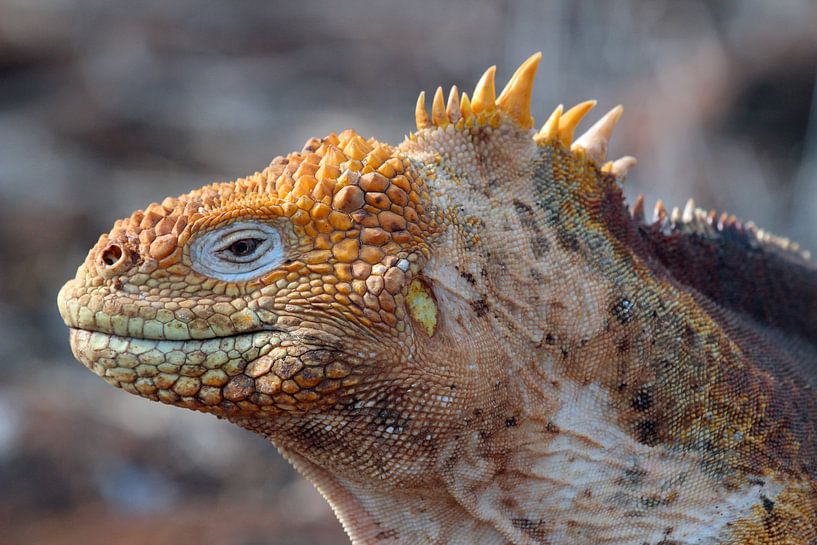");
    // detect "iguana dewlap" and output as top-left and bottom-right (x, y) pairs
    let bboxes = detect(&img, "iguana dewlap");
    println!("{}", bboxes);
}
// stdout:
(57, 53), (817, 544)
